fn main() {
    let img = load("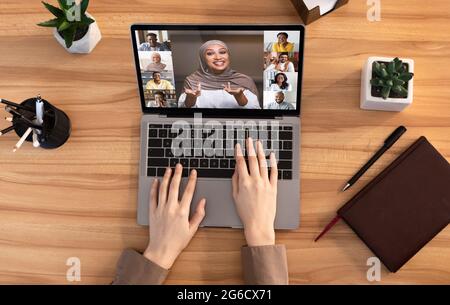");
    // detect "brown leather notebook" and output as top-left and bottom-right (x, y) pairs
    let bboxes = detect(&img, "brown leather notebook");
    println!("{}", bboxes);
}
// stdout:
(338, 136), (450, 272)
